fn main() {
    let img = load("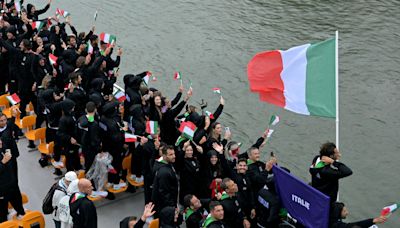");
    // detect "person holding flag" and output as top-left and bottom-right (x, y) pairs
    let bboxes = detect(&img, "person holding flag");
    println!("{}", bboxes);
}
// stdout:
(330, 202), (387, 228)
(26, 0), (52, 21)
(309, 142), (353, 205)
